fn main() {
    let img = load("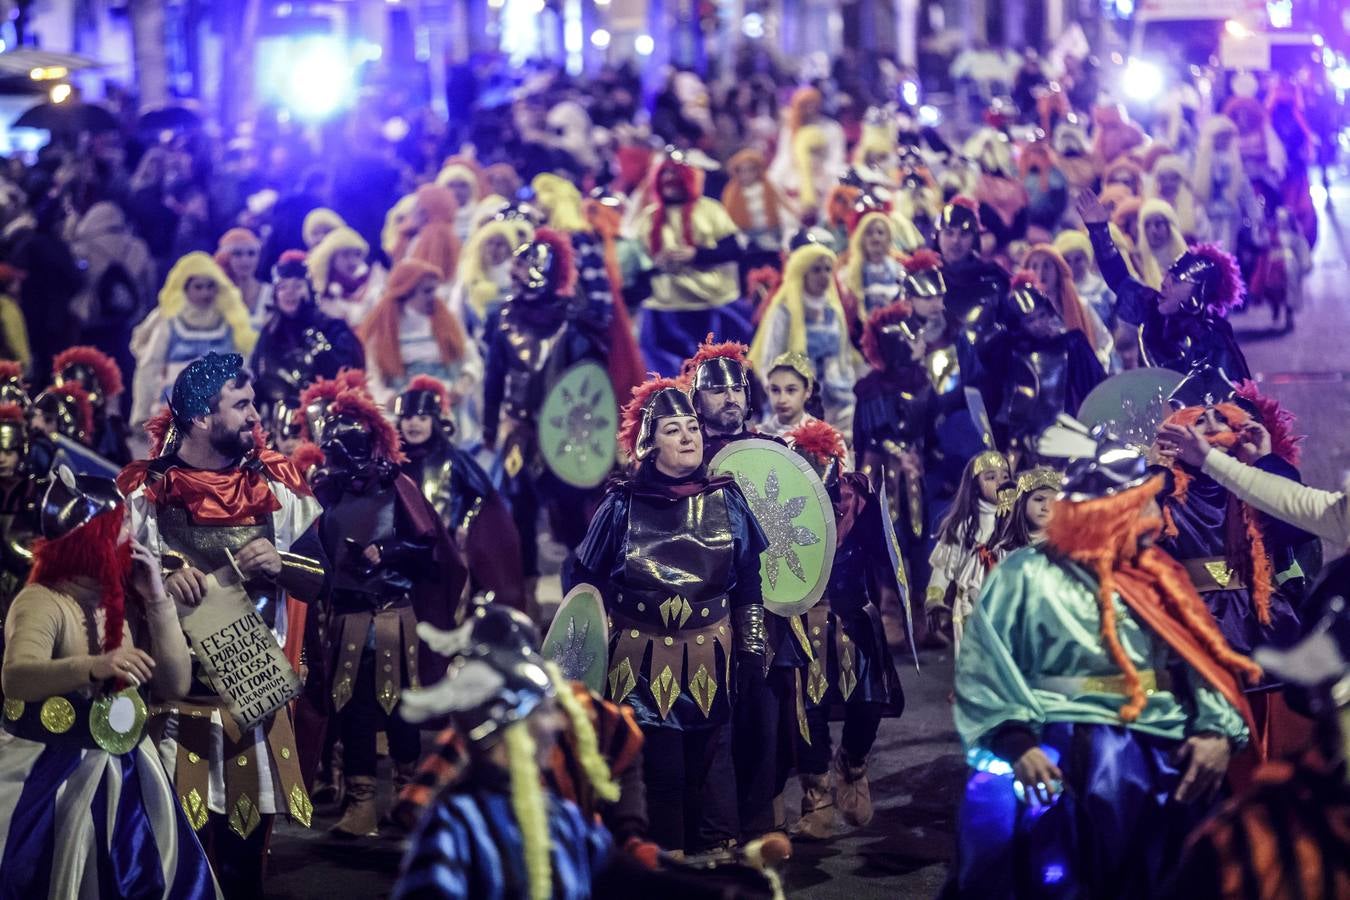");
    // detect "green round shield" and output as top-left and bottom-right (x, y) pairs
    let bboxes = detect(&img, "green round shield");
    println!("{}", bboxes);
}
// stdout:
(542, 584), (611, 695)
(1077, 367), (1184, 450)
(709, 438), (836, 617)
(539, 361), (618, 489)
